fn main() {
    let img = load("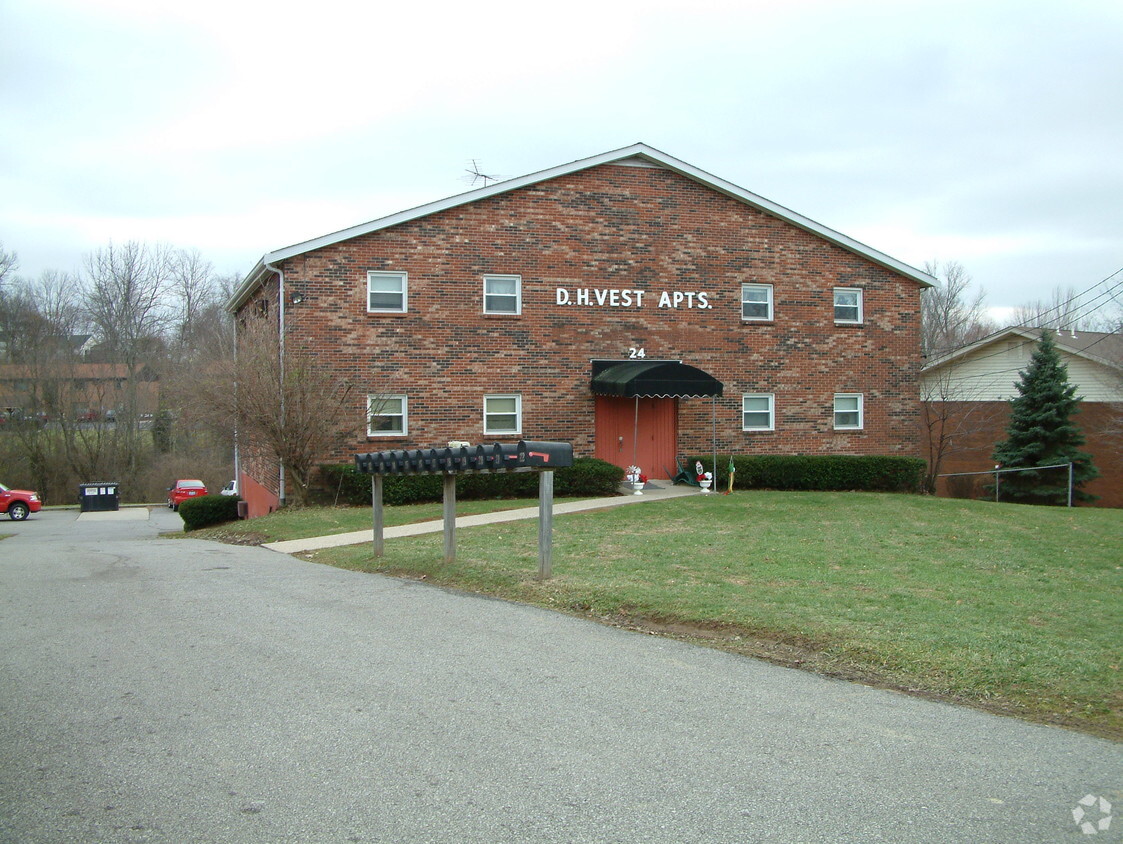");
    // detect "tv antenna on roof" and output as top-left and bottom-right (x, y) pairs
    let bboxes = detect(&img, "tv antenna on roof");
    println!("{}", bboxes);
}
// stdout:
(463, 159), (502, 188)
